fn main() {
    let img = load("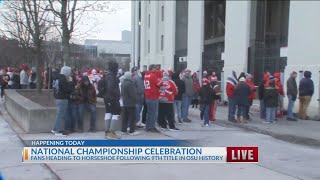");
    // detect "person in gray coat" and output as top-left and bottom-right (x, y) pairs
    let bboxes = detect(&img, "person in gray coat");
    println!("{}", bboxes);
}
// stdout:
(121, 72), (139, 135)
(181, 69), (195, 122)
(131, 67), (145, 127)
